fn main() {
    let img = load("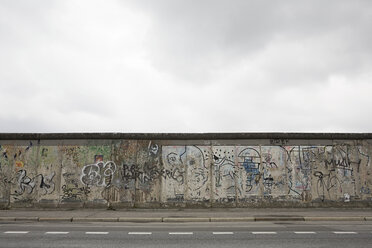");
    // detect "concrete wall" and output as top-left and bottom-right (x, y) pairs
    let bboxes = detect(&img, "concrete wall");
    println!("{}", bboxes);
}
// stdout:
(0, 133), (371, 208)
